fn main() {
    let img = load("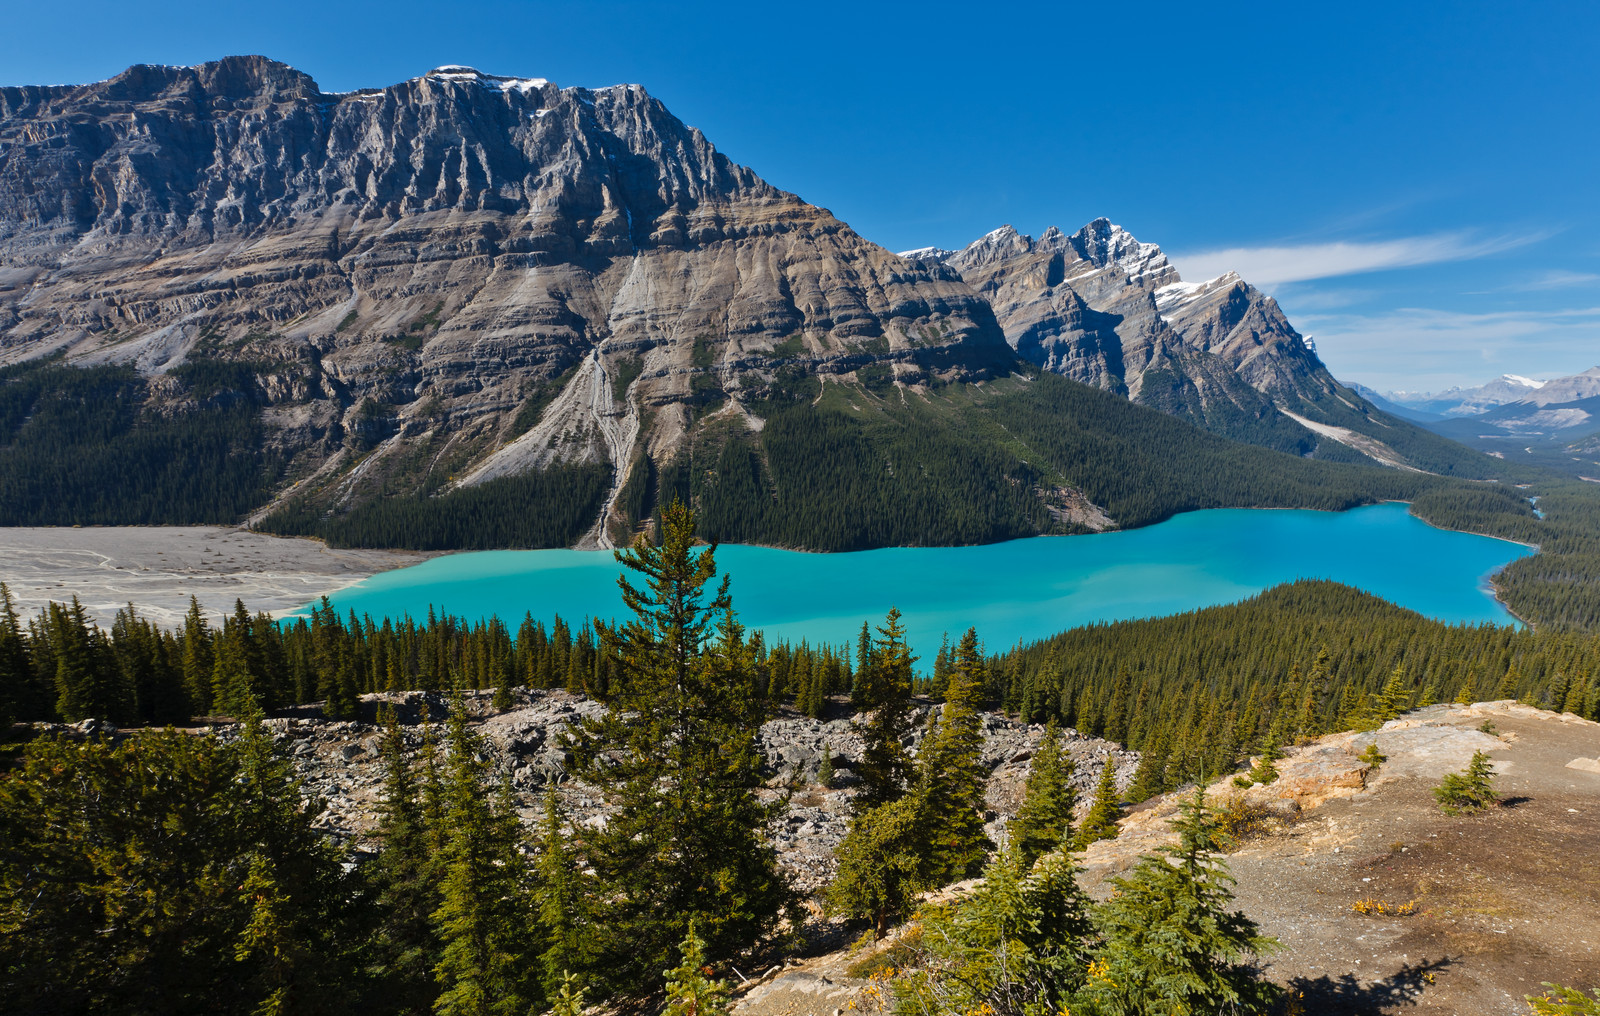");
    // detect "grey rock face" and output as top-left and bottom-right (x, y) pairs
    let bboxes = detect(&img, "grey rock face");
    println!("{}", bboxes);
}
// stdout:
(0, 57), (1011, 533)
(909, 219), (1362, 449)
(238, 688), (1135, 895)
